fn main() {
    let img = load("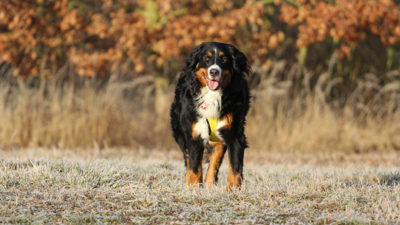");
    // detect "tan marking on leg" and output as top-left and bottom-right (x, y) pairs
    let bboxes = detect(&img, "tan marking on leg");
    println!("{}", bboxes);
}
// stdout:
(196, 68), (207, 87)
(219, 113), (233, 130)
(191, 122), (199, 138)
(226, 163), (242, 191)
(185, 149), (189, 167)
(221, 70), (231, 89)
(205, 141), (224, 189)
(184, 147), (203, 187)
(185, 167), (203, 187)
